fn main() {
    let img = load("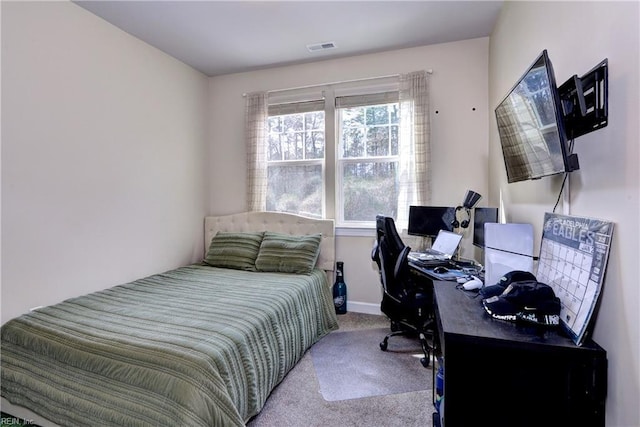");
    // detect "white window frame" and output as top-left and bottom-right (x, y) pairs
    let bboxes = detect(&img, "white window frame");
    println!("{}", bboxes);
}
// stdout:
(265, 76), (418, 232)
(266, 99), (327, 219)
(334, 94), (401, 228)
